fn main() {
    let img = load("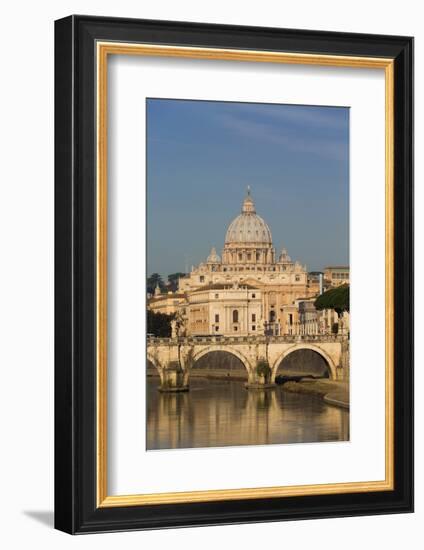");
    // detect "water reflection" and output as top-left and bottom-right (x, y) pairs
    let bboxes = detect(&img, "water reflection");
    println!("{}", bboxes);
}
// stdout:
(146, 377), (349, 450)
